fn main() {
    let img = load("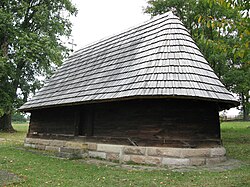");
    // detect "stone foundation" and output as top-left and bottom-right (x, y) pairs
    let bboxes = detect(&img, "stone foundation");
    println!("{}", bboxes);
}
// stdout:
(24, 138), (226, 166)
